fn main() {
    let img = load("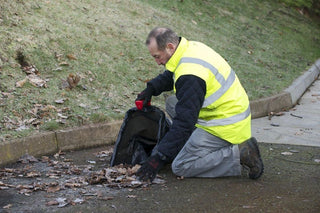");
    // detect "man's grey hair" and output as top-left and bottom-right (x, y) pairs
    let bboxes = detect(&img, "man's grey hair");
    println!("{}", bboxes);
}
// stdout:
(146, 27), (179, 51)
